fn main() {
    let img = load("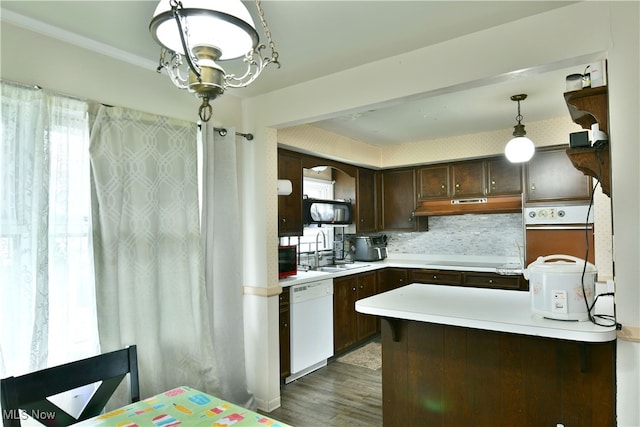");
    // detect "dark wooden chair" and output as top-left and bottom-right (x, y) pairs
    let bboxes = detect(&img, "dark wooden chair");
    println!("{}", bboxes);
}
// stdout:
(1, 345), (139, 427)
